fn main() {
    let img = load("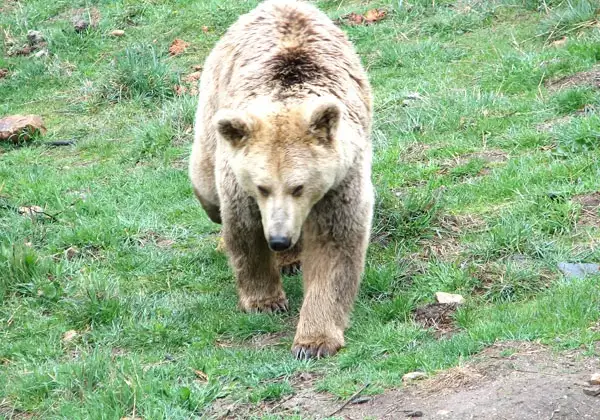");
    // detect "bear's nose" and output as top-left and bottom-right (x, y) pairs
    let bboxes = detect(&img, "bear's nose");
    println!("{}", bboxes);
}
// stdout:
(268, 235), (291, 252)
